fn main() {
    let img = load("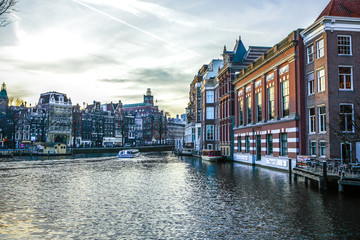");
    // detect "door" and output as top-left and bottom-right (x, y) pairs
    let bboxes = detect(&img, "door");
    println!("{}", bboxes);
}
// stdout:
(256, 135), (262, 161)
